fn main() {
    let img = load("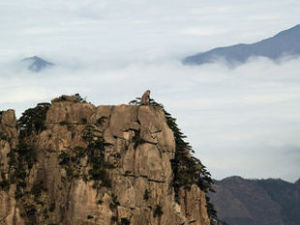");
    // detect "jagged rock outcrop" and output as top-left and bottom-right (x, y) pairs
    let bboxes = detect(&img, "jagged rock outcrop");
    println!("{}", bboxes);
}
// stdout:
(0, 95), (211, 225)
